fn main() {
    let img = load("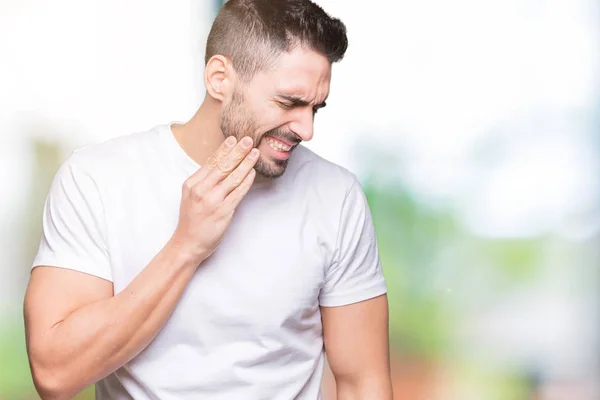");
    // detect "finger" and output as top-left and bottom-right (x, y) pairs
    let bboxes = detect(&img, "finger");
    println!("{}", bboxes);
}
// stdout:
(222, 167), (256, 210)
(186, 136), (237, 186)
(217, 148), (259, 197)
(205, 136), (253, 186)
